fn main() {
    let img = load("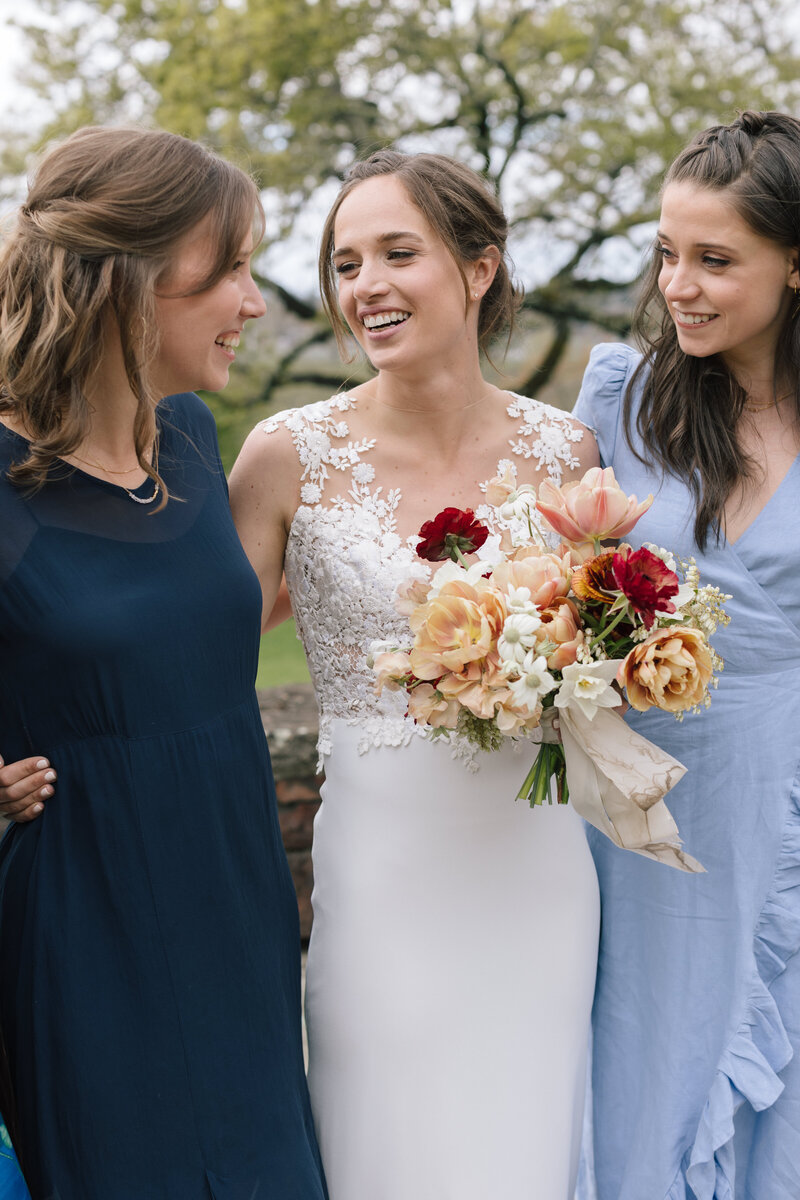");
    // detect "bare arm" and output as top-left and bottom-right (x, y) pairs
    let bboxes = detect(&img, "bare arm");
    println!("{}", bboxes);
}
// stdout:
(228, 423), (300, 633)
